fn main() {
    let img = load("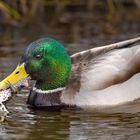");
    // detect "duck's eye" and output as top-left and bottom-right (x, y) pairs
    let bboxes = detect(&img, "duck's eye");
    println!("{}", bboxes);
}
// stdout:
(34, 54), (43, 59)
